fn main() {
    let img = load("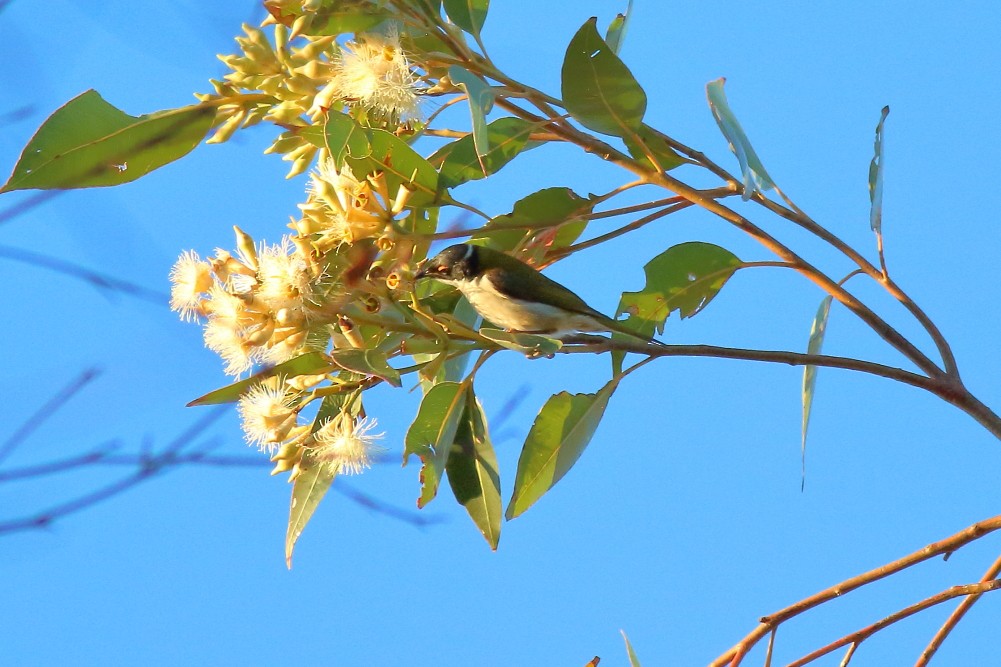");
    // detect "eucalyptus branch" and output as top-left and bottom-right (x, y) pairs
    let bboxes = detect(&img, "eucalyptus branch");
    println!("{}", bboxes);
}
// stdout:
(751, 194), (960, 378)
(916, 551), (1001, 665)
(786, 579), (1001, 667)
(710, 514), (1001, 667)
